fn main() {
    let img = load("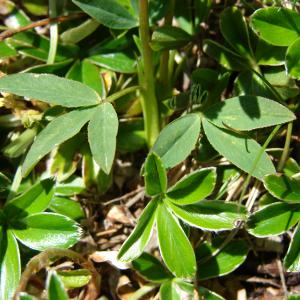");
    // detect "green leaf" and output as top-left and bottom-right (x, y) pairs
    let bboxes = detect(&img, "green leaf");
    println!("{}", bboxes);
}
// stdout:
(50, 197), (84, 220)
(159, 279), (194, 300)
(264, 174), (300, 202)
(23, 106), (97, 176)
(4, 178), (54, 218)
(202, 119), (276, 180)
(151, 25), (192, 51)
(284, 223), (300, 272)
(286, 38), (300, 80)
(197, 239), (248, 280)
(255, 39), (286, 66)
(47, 271), (69, 300)
(72, 0), (138, 29)
(204, 96), (295, 131)
(0, 172), (11, 192)
(88, 52), (136, 73)
(247, 202), (300, 237)
(250, 7), (300, 46)
(57, 269), (92, 288)
(144, 152), (167, 196)
(0, 73), (100, 107)
(197, 287), (225, 300)
(12, 213), (81, 251)
(0, 229), (21, 300)
(166, 200), (246, 231)
(132, 252), (172, 283)
(118, 199), (158, 262)
(203, 39), (249, 71)
(55, 177), (85, 196)
(0, 41), (17, 59)
(88, 103), (118, 174)
(220, 7), (253, 58)
(61, 19), (100, 44)
(156, 202), (196, 279)
(166, 168), (216, 205)
(19, 293), (37, 300)
(152, 114), (201, 169)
